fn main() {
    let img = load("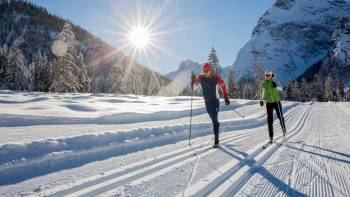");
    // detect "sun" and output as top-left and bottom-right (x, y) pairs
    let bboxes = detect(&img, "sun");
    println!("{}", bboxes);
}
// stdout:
(127, 26), (151, 49)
